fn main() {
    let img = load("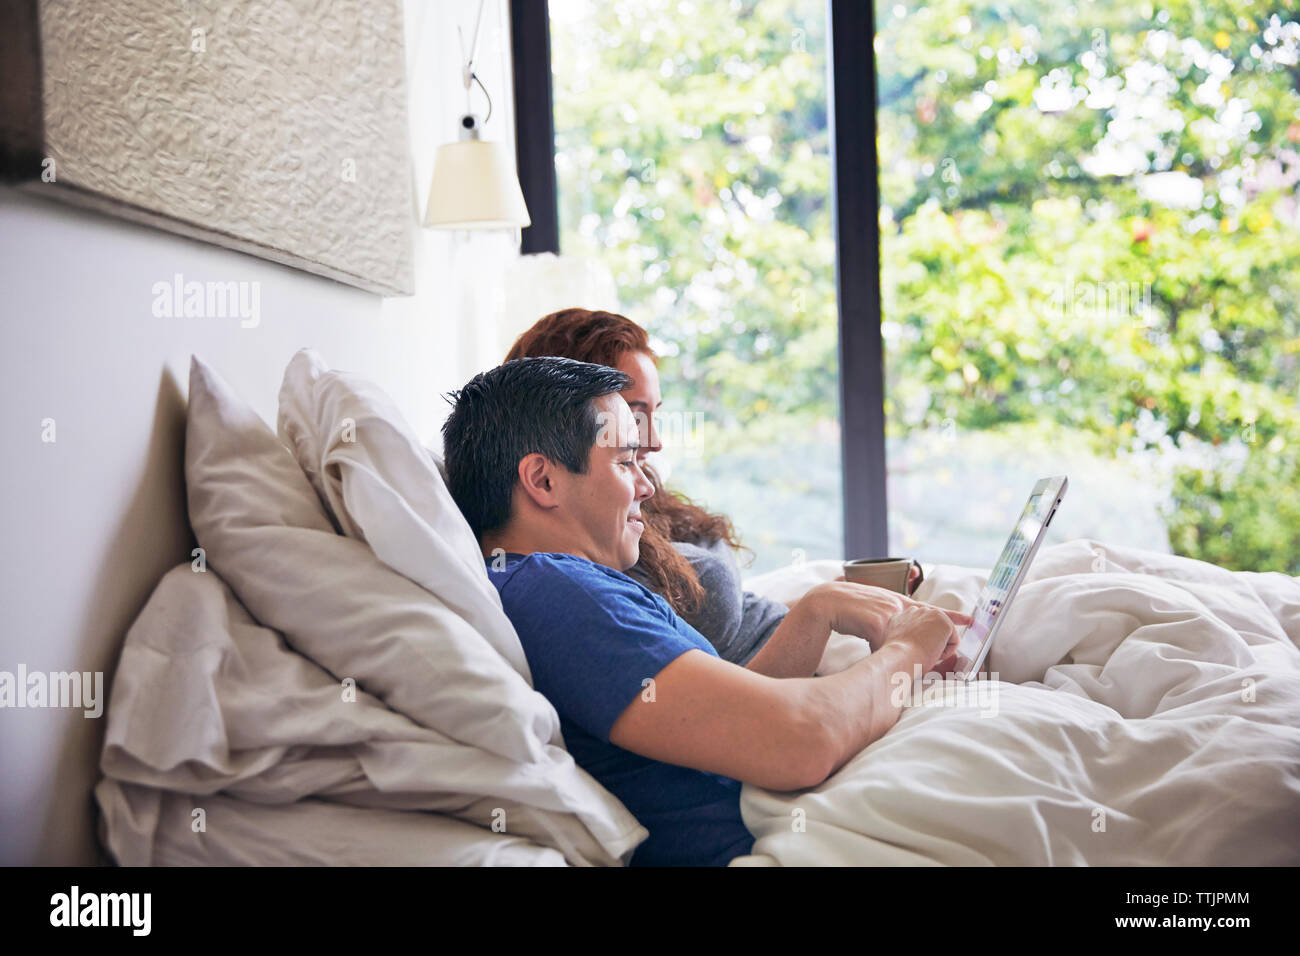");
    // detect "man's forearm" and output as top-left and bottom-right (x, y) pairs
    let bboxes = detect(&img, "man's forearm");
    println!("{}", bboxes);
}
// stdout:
(796, 638), (930, 784)
(744, 596), (831, 679)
